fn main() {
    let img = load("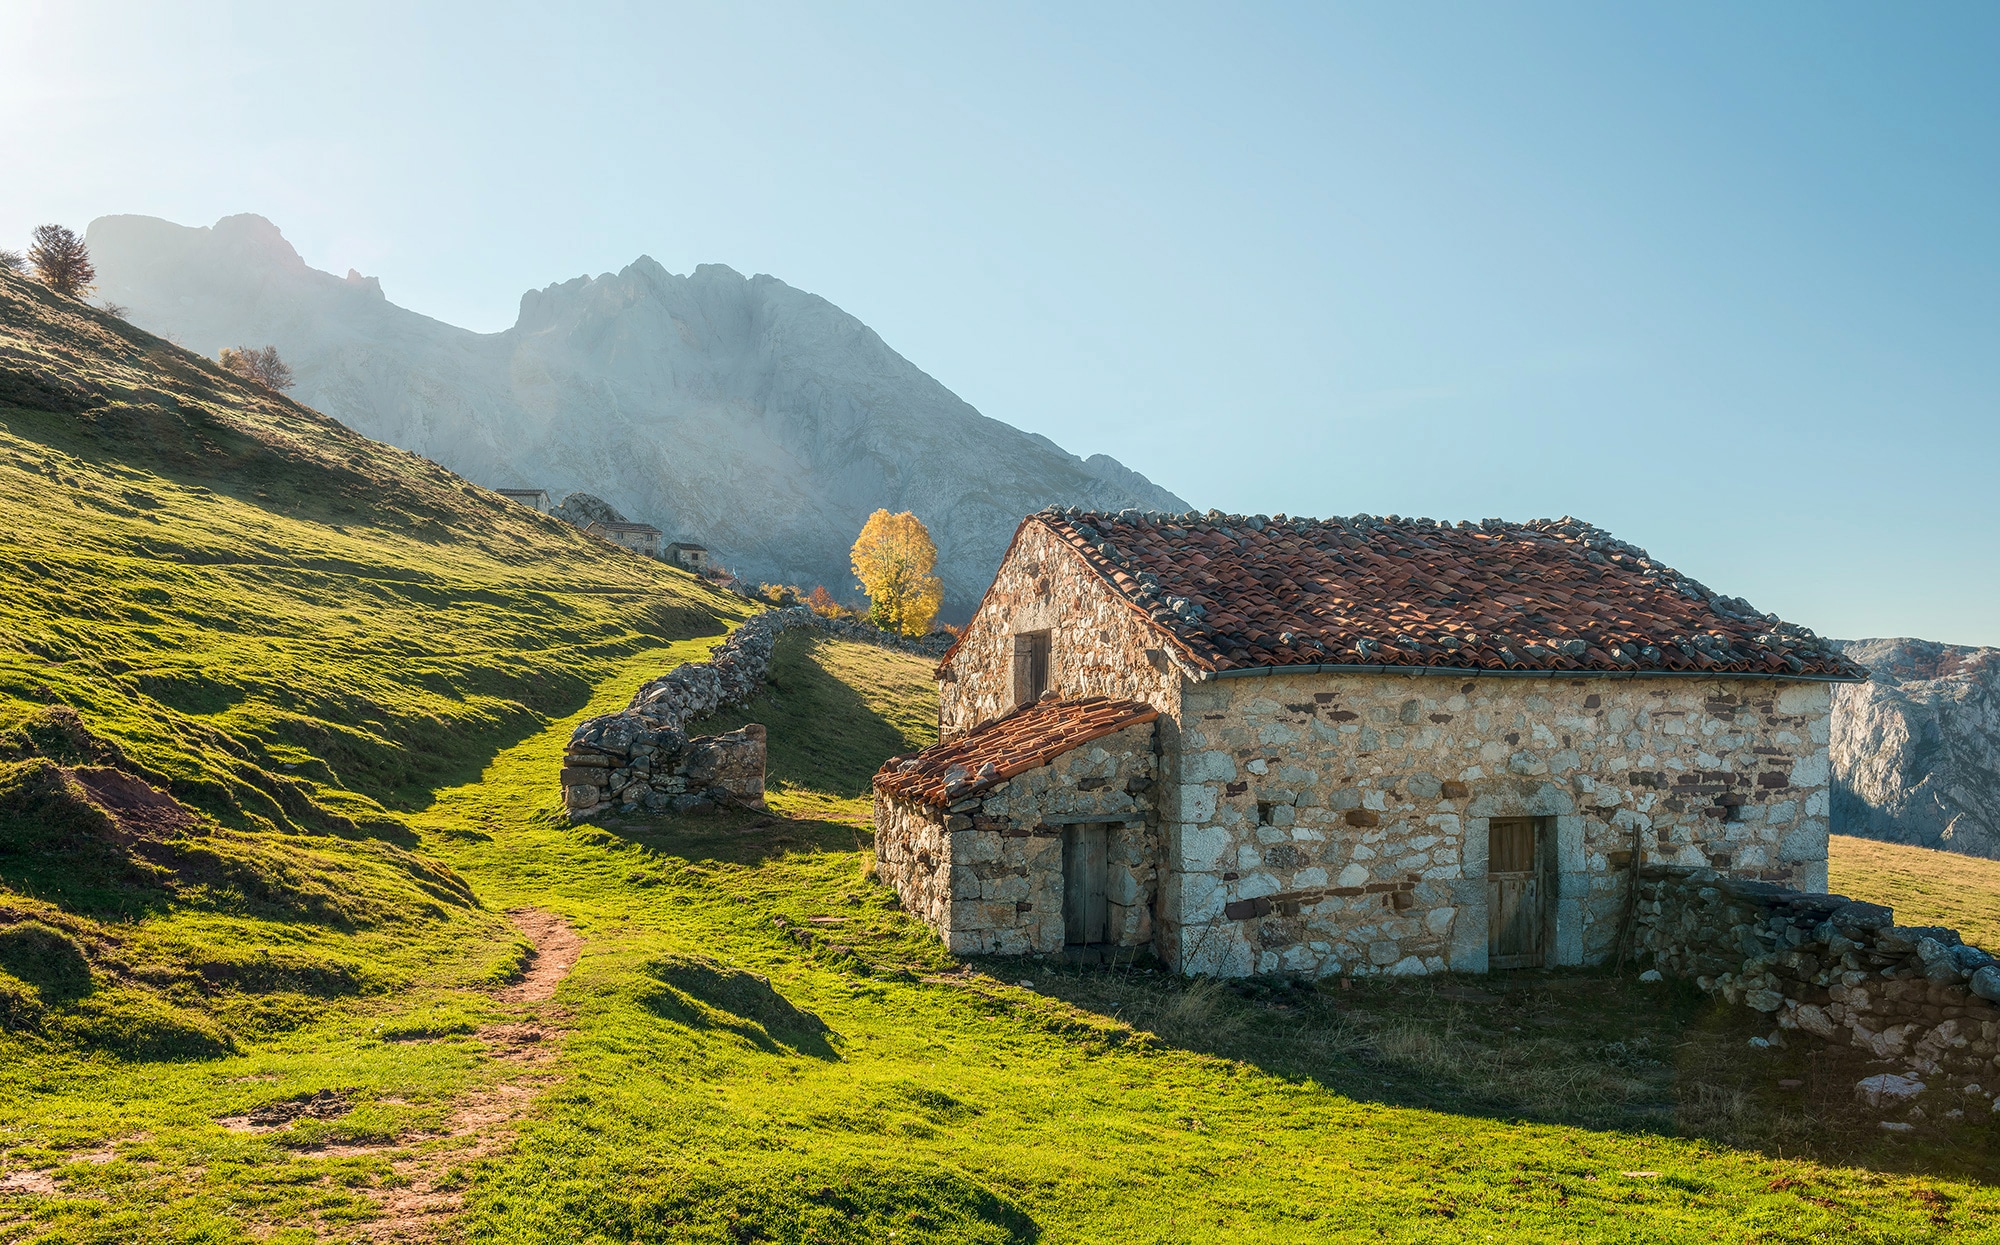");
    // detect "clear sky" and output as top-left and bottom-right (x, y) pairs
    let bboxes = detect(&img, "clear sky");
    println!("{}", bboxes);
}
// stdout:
(4, 2), (1995, 646)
